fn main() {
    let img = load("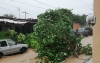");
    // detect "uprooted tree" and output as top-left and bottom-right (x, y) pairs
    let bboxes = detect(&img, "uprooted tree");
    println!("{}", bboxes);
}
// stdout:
(33, 8), (84, 63)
